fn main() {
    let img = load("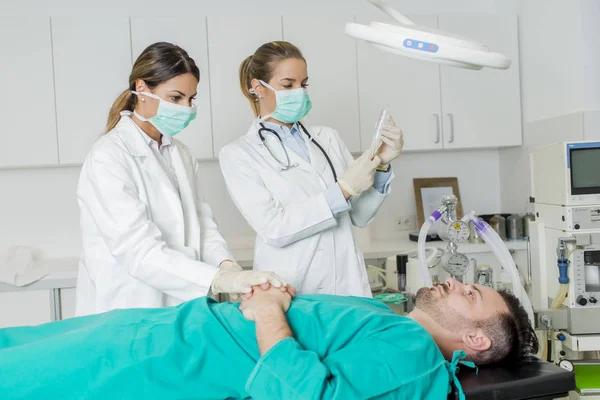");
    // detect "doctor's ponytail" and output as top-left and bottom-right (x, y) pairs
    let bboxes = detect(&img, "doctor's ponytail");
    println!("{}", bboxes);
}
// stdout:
(106, 89), (136, 133)
(239, 55), (259, 117)
(239, 41), (305, 117)
(105, 42), (200, 133)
